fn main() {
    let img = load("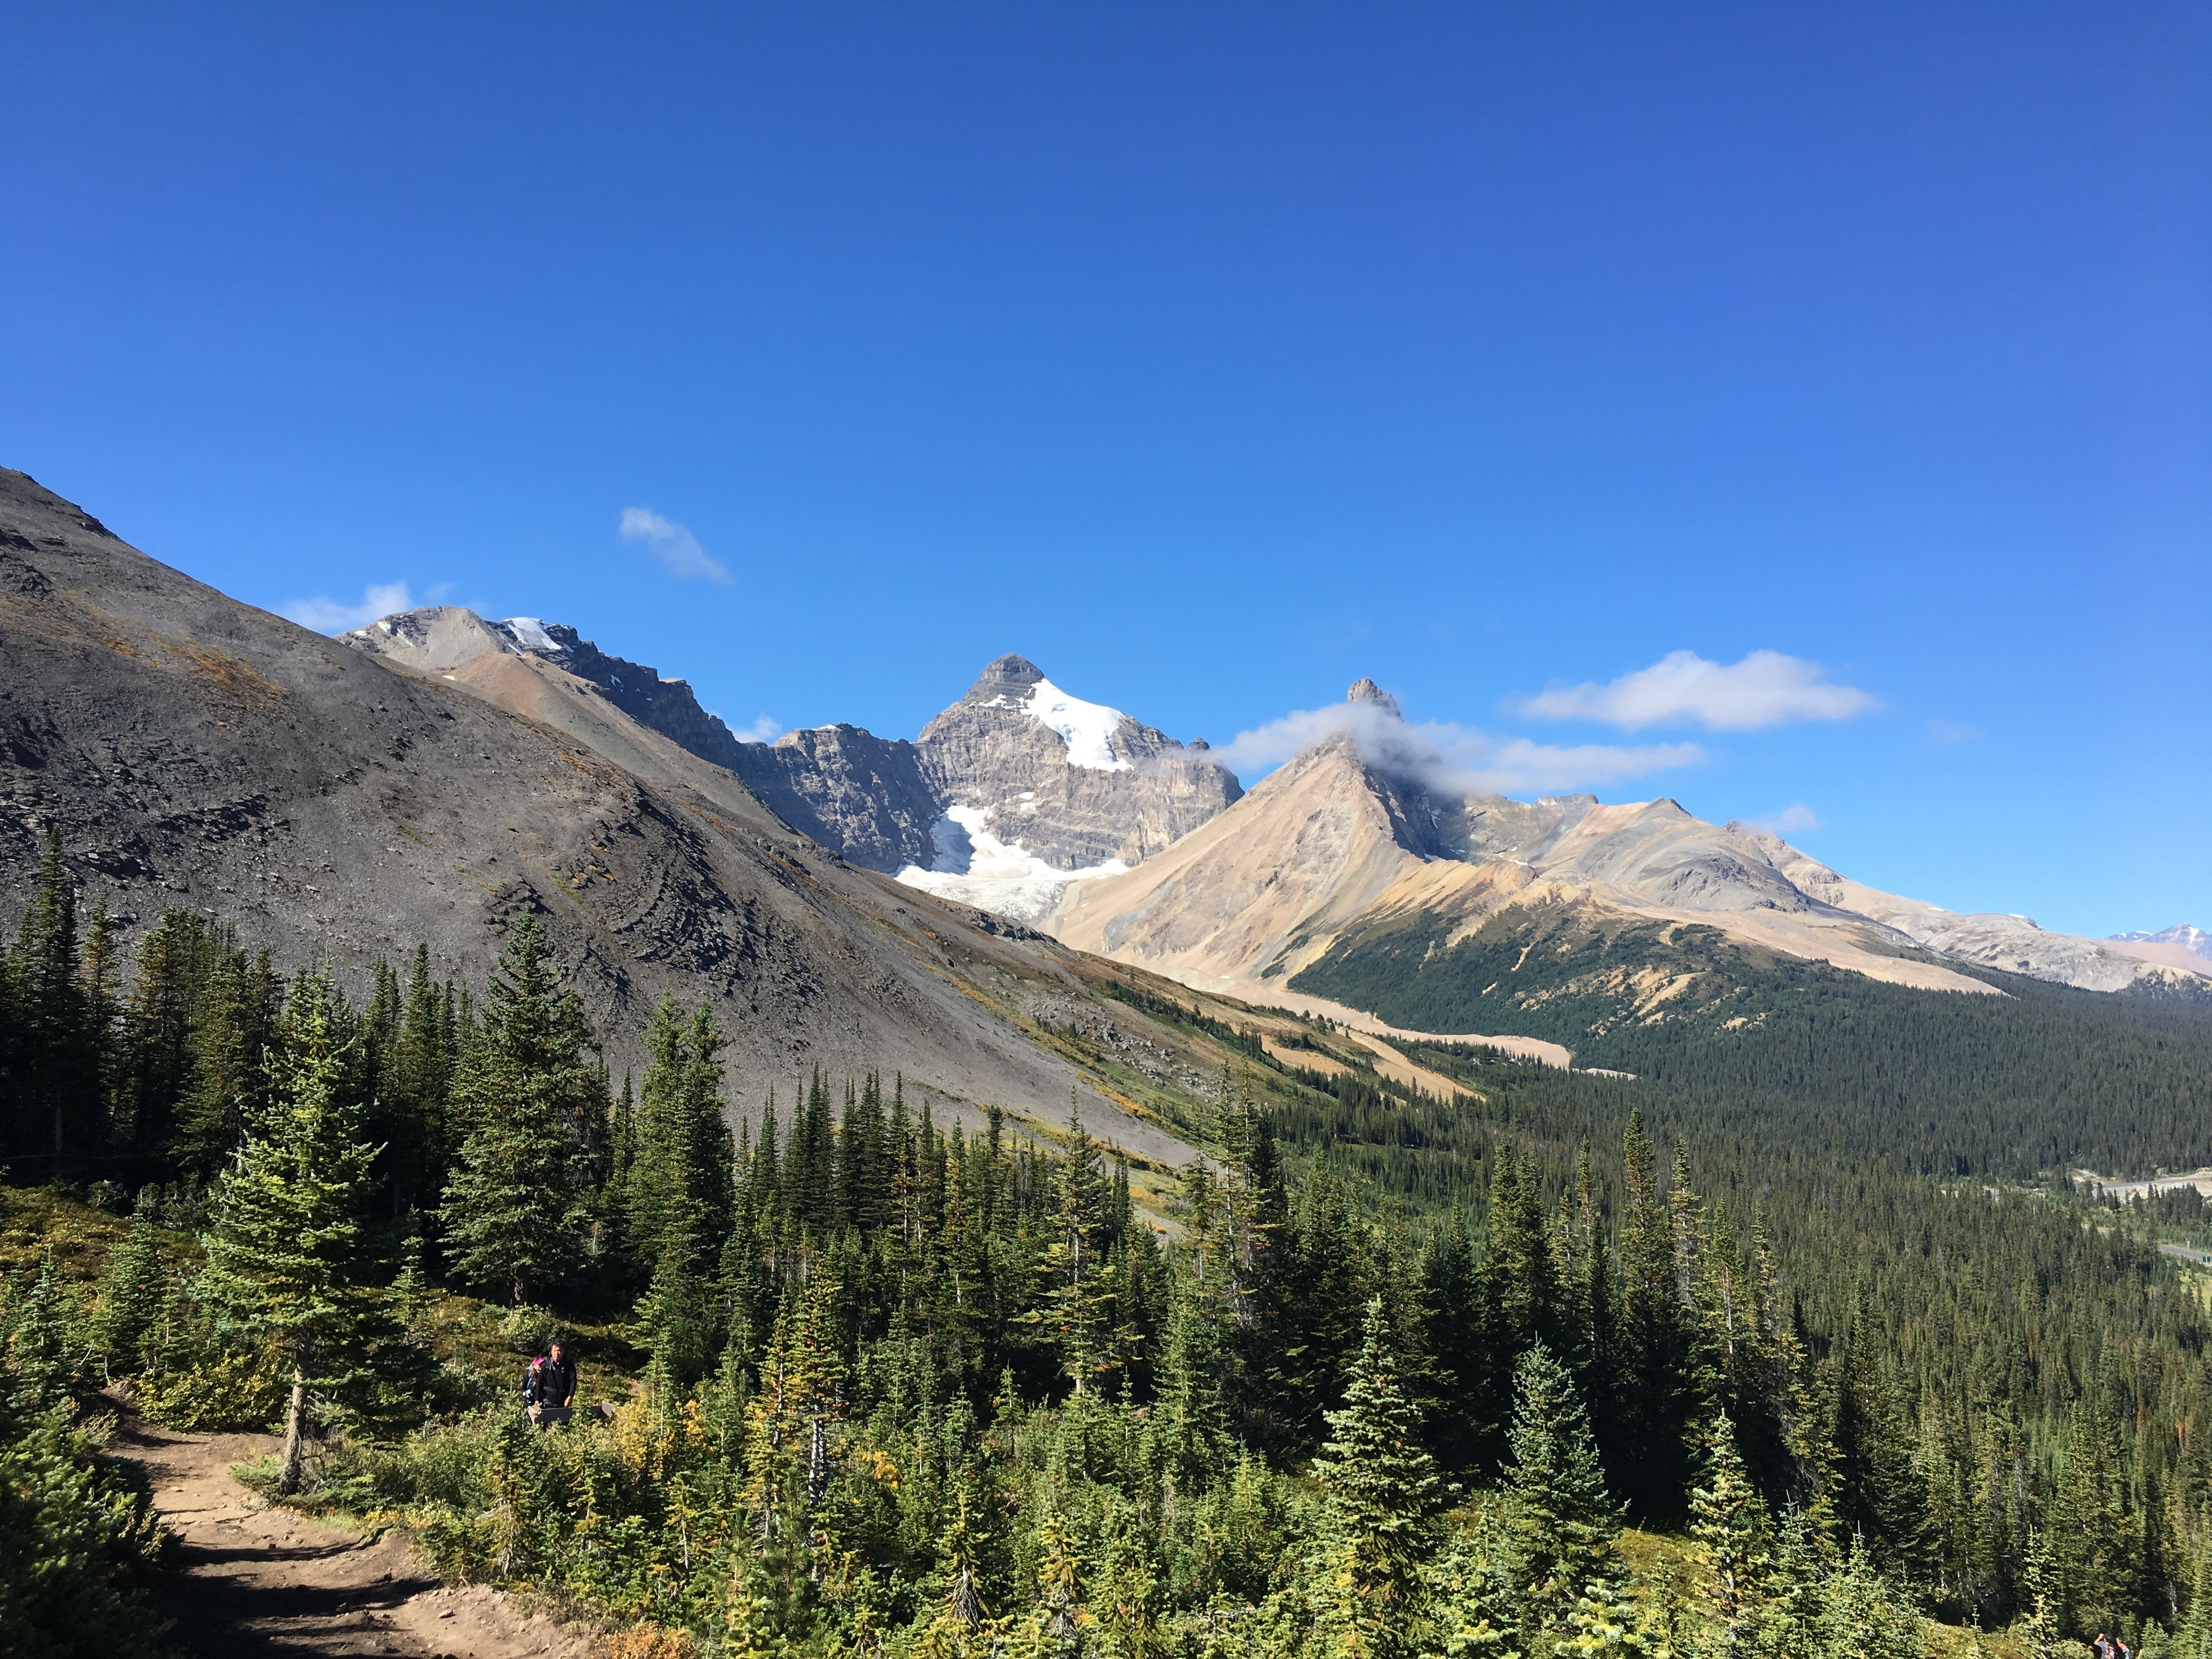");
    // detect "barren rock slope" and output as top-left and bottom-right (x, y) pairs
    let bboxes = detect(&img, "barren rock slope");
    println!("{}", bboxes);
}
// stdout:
(0, 468), (1193, 1157)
